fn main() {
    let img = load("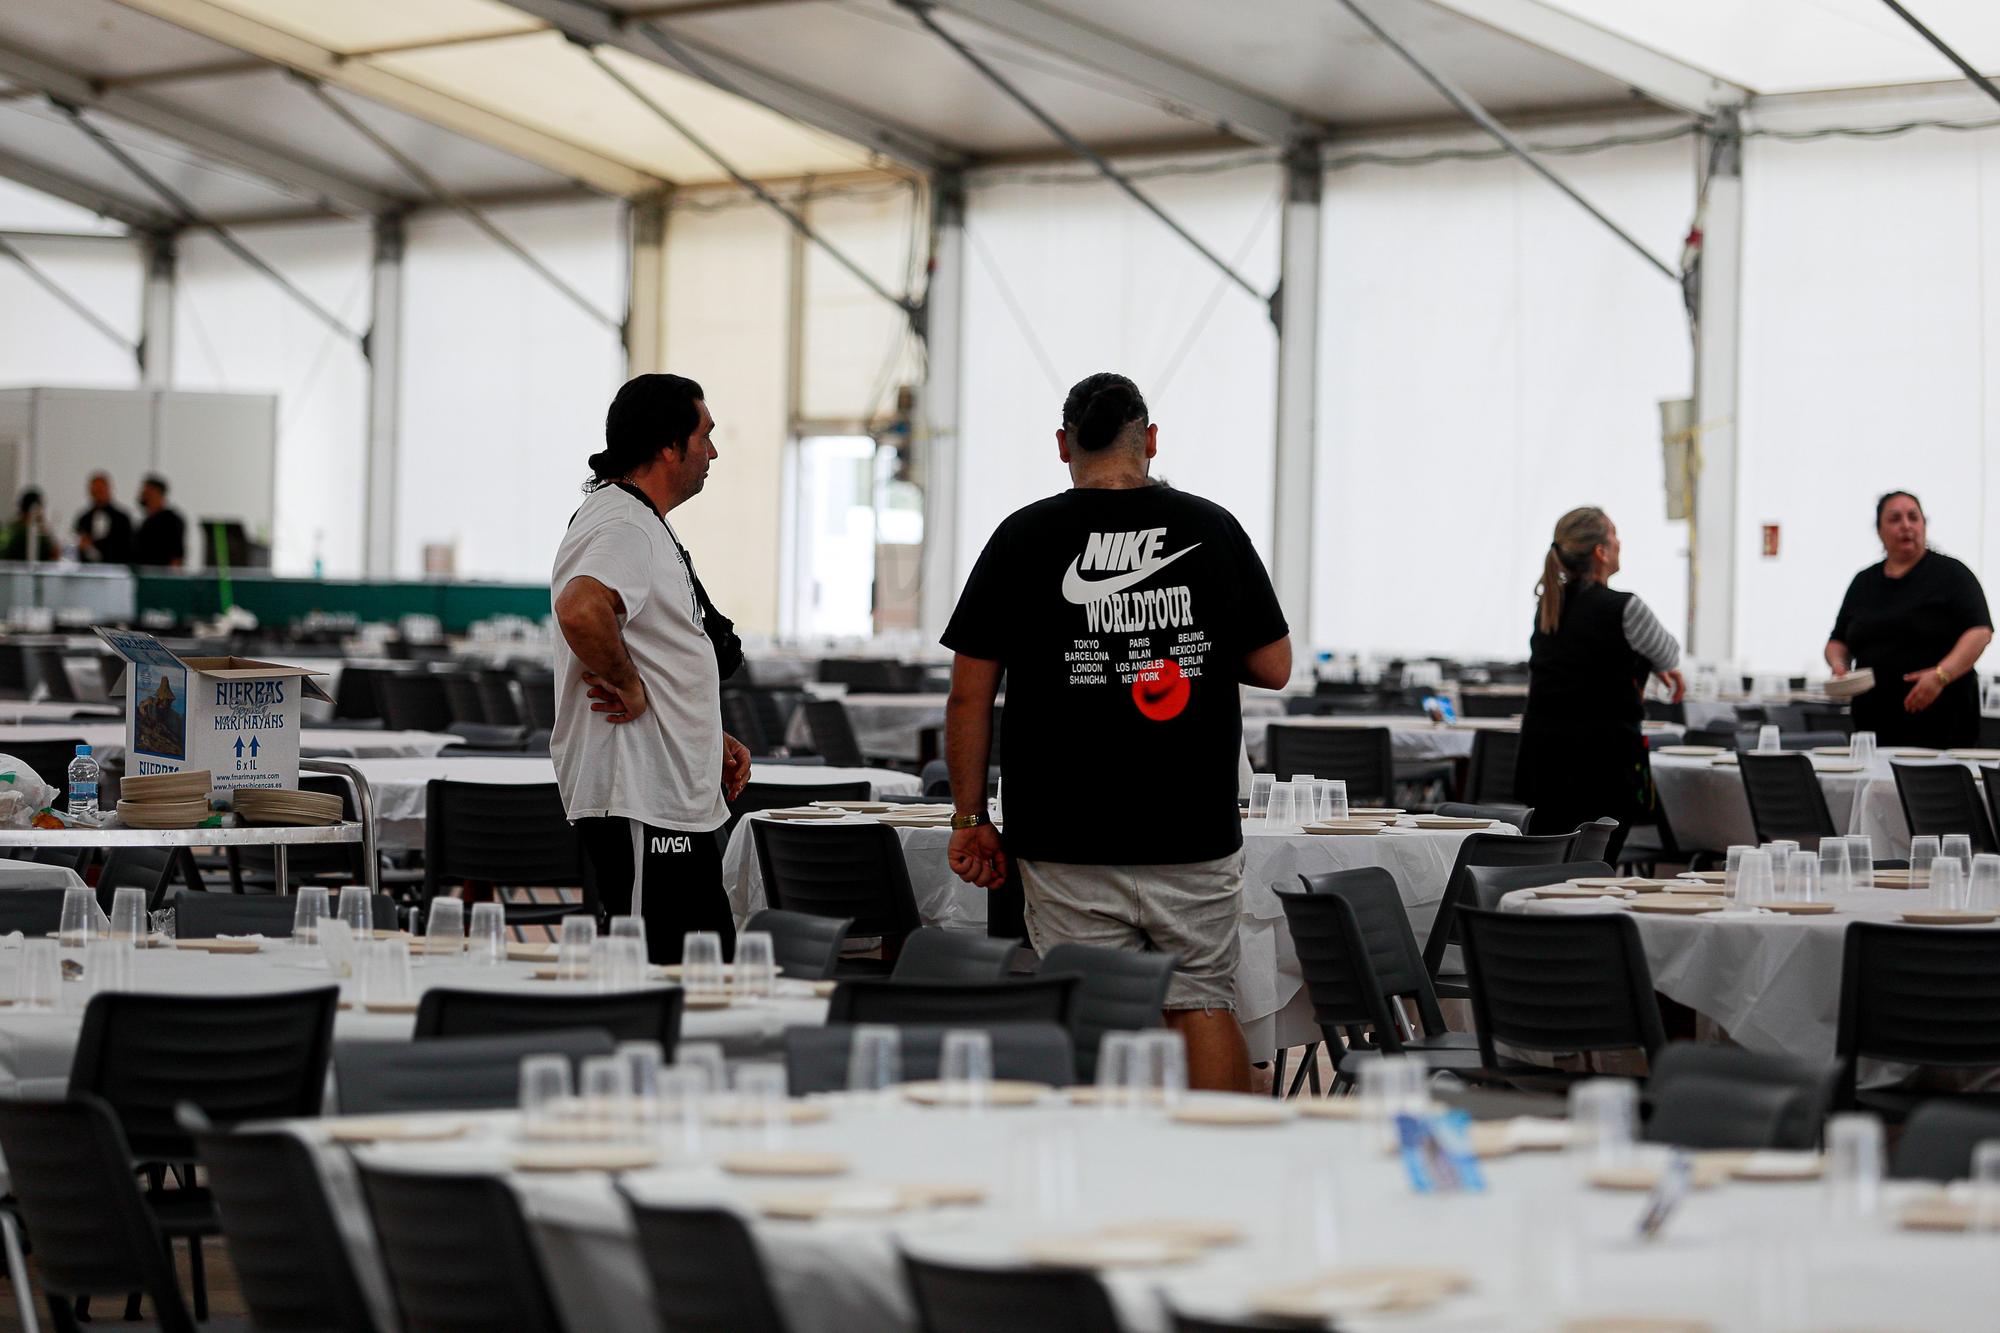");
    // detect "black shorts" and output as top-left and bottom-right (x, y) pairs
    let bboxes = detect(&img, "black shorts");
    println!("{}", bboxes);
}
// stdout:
(575, 817), (733, 965)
